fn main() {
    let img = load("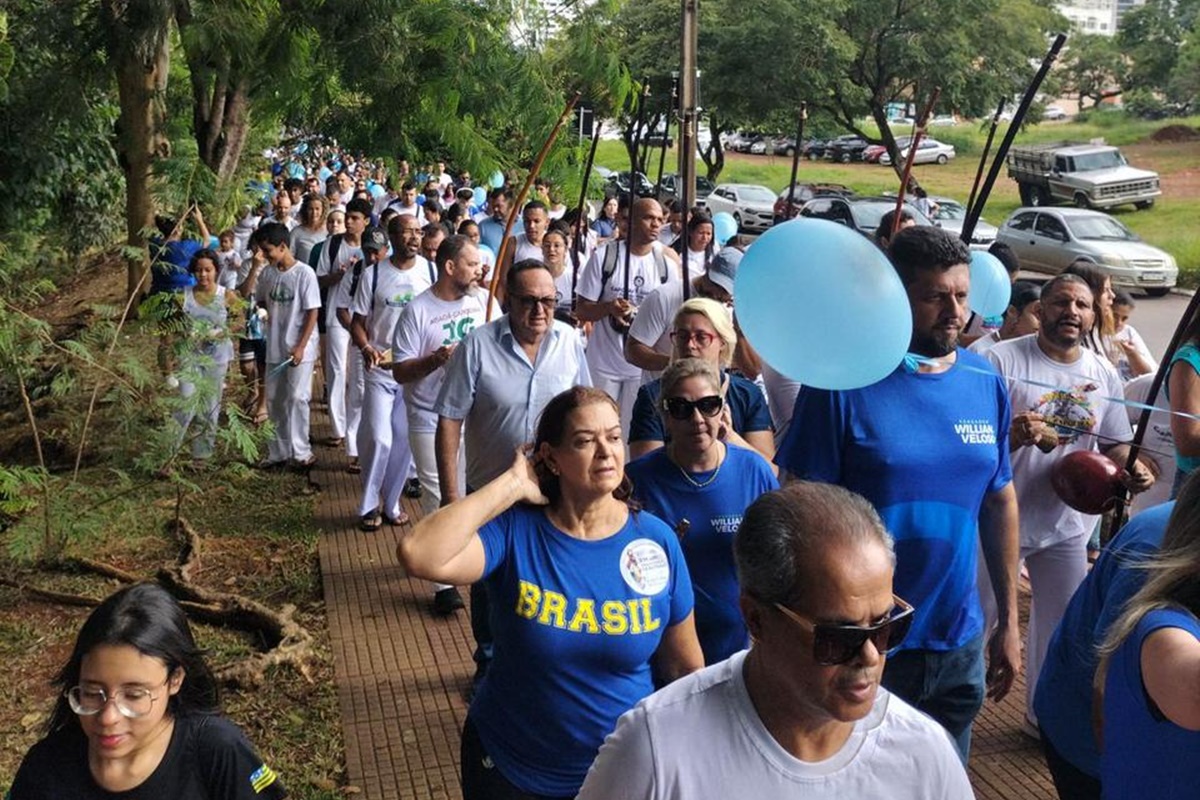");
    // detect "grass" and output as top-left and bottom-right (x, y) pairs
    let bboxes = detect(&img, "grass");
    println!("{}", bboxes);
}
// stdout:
(596, 113), (1200, 285)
